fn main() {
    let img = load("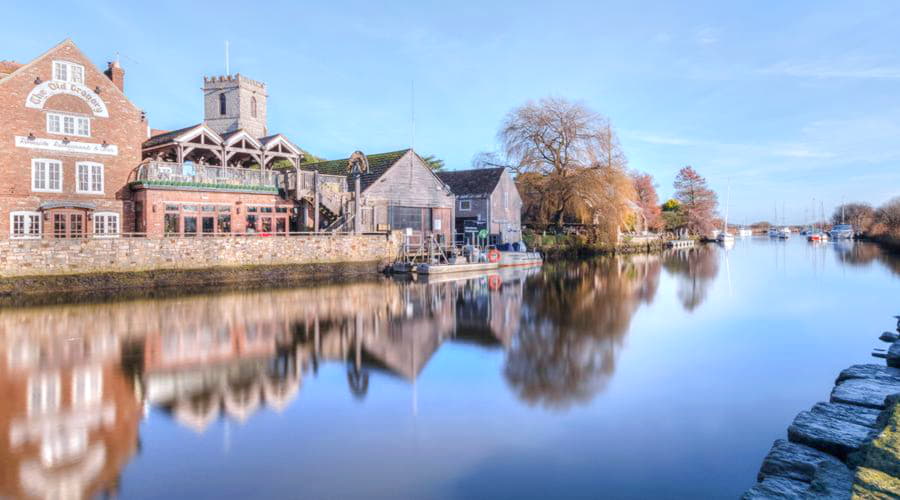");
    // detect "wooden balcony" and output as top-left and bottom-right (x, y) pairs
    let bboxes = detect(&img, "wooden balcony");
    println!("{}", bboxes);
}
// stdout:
(132, 161), (280, 191)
